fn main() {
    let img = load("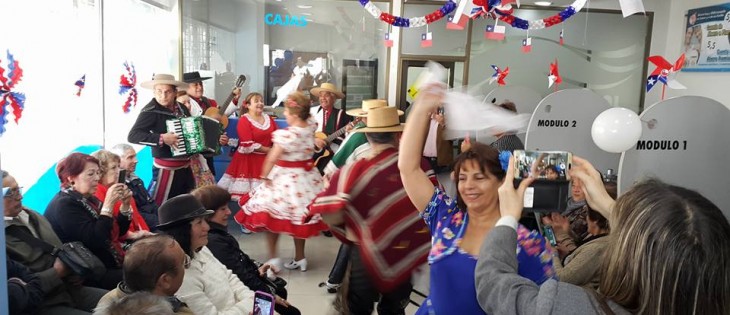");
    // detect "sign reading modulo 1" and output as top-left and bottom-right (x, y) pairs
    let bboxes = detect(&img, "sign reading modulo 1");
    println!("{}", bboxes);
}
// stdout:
(635, 140), (687, 150)
(264, 14), (308, 27)
(537, 119), (577, 127)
